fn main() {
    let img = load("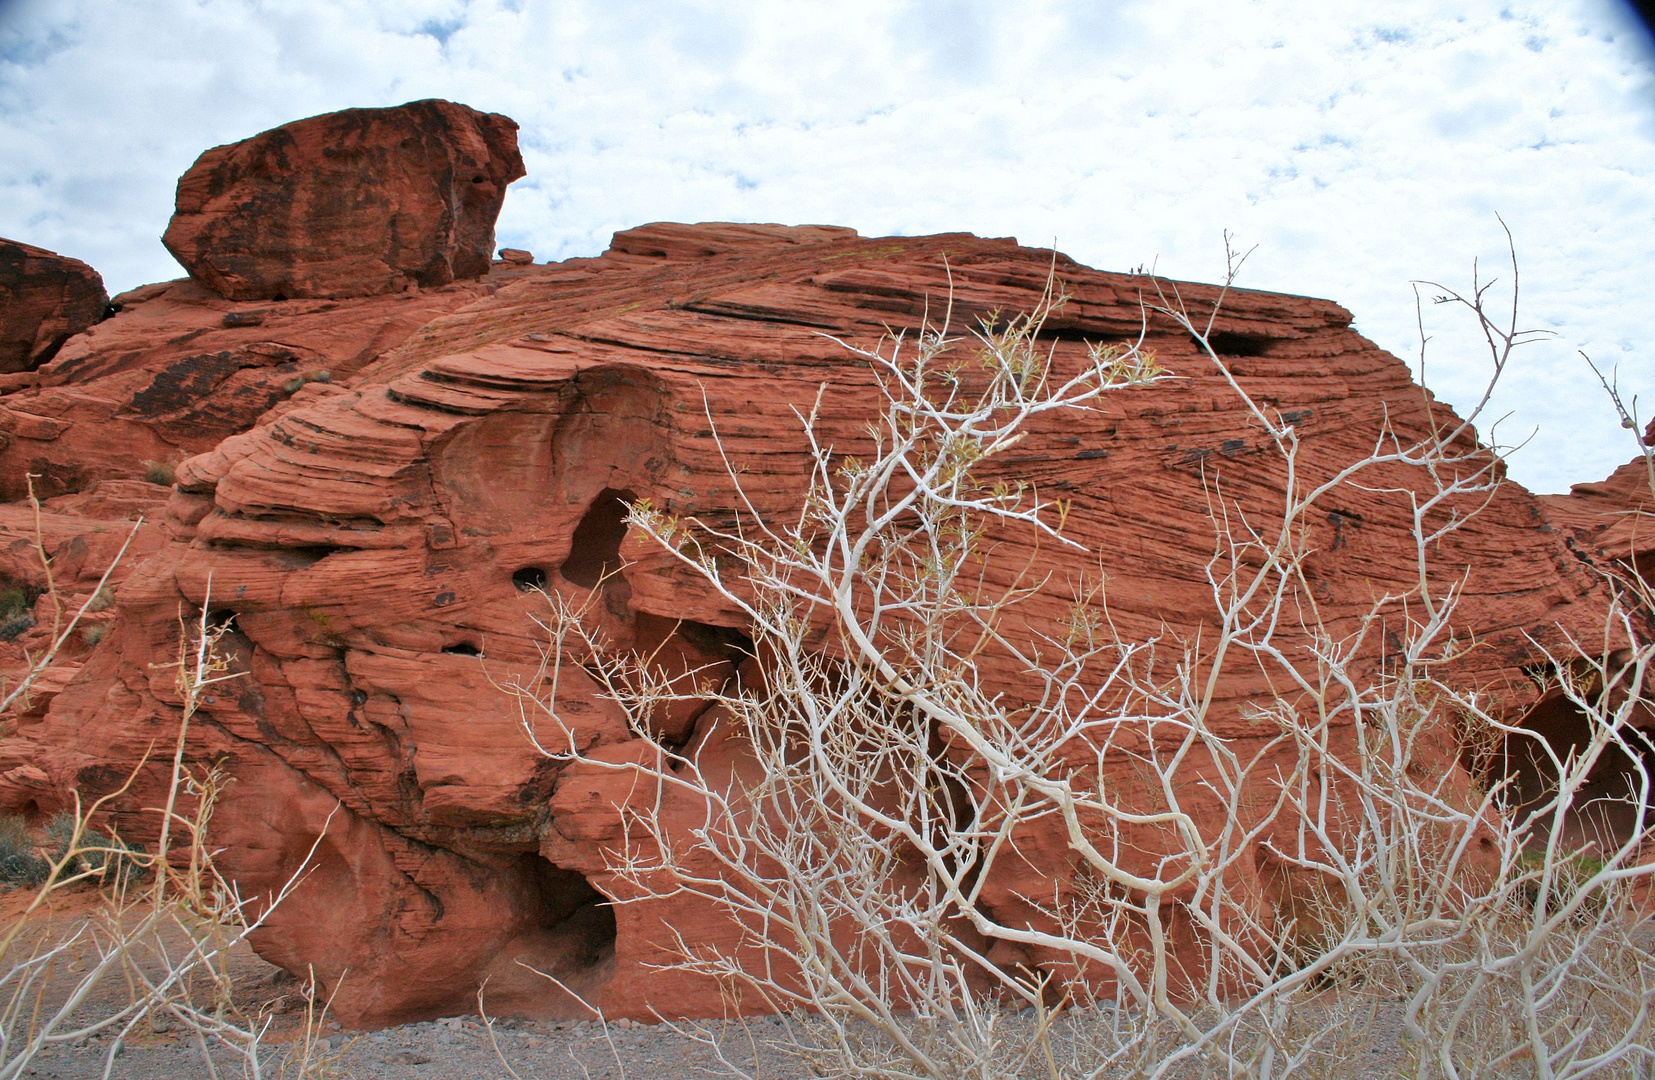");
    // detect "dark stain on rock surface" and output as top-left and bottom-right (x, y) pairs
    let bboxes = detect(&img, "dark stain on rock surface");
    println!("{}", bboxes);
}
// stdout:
(125, 350), (254, 417)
